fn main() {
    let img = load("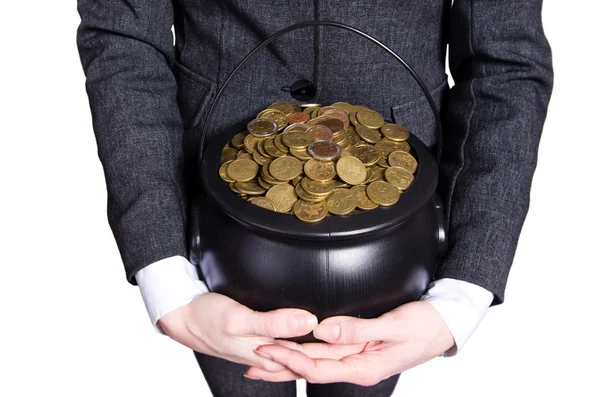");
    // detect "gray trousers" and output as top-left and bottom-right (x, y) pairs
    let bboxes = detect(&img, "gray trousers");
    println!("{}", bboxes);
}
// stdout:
(194, 351), (400, 397)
